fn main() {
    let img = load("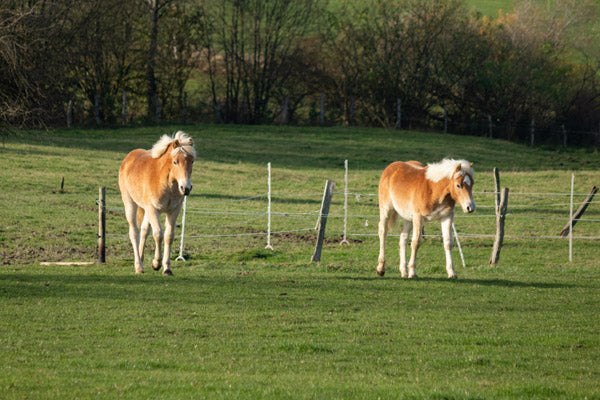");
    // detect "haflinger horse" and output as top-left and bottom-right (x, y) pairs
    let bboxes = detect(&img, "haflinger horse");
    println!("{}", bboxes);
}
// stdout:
(376, 158), (475, 279)
(118, 130), (196, 275)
